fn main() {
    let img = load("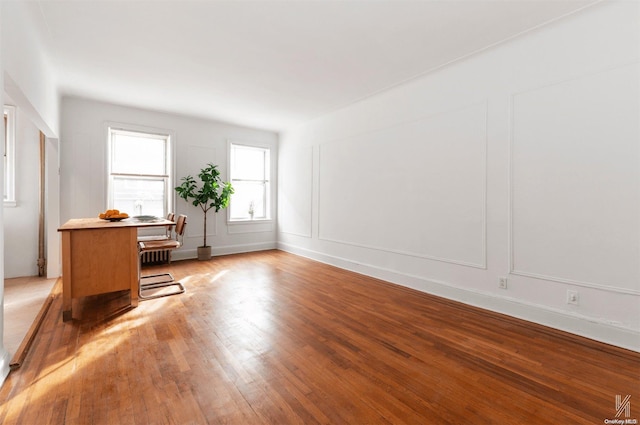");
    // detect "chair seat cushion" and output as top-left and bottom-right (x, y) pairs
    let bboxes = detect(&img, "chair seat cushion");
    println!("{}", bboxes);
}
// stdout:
(139, 240), (180, 252)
